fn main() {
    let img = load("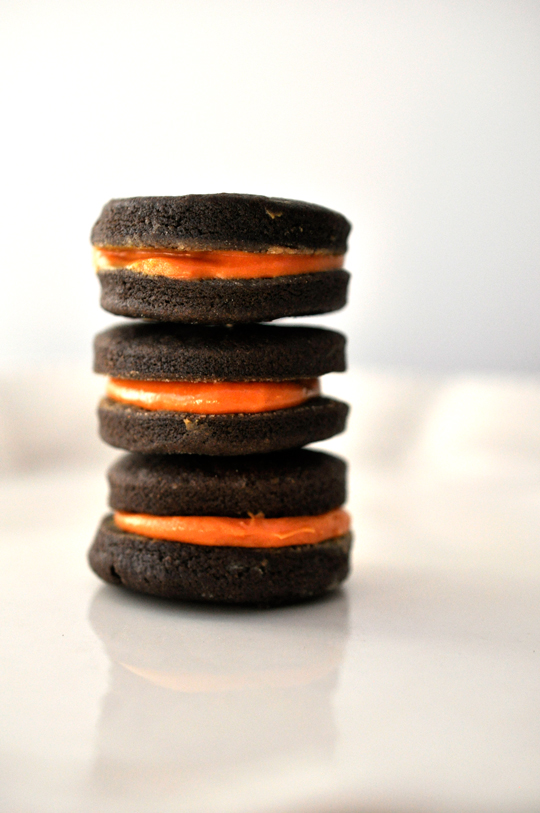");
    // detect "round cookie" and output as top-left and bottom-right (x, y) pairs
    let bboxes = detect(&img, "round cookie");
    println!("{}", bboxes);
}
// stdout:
(94, 321), (346, 381)
(108, 449), (347, 517)
(95, 321), (349, 455)
(89, 516), (352, 606)
(92, 194), (351, 323)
